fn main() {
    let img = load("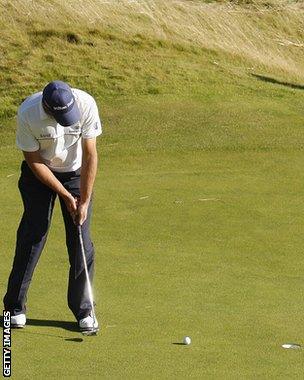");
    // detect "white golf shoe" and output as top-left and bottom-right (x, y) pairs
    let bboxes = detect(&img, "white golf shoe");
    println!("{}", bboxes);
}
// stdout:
(11, 313), (26, 328)
(79, 314), (99, 332)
